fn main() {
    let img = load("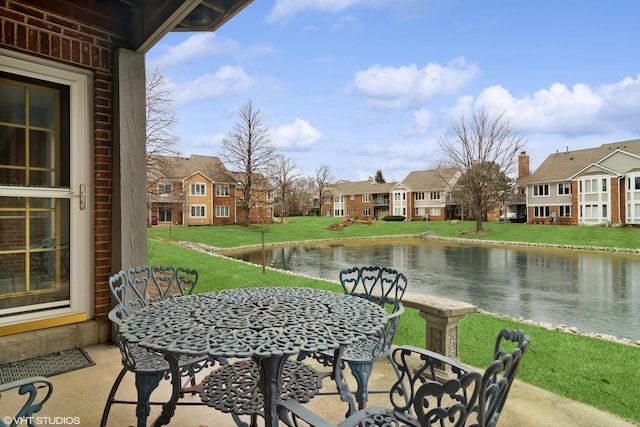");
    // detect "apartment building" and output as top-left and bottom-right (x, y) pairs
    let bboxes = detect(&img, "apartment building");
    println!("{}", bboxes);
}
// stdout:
(148, 155), (274, 226)
(319, 179), (397, 220)
(390, 168), (462, 220)
(517, 139), (640, 225)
